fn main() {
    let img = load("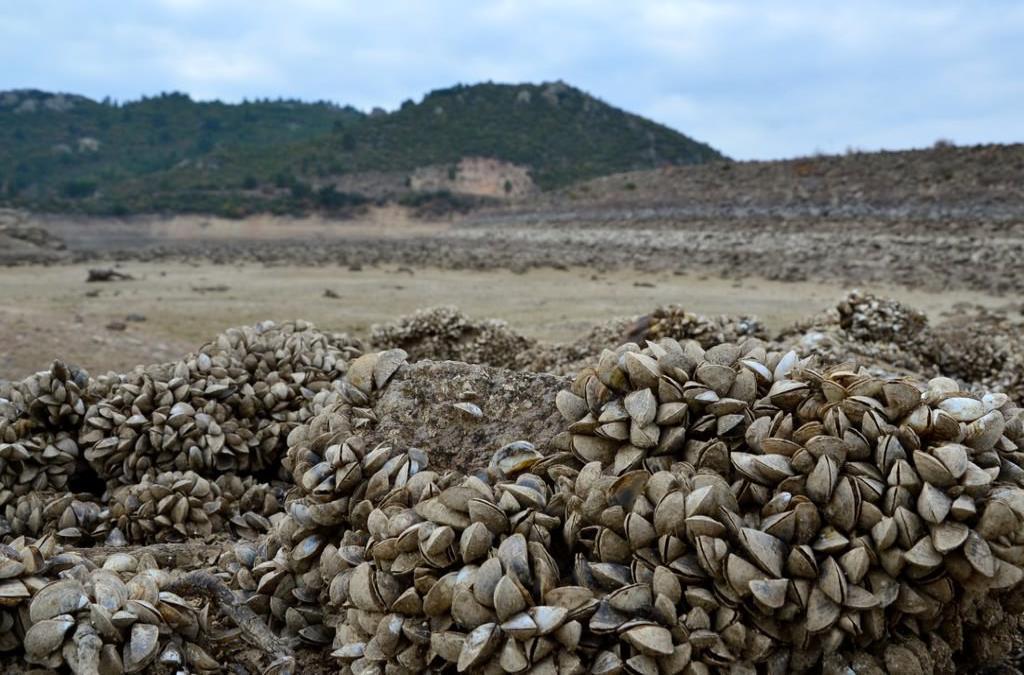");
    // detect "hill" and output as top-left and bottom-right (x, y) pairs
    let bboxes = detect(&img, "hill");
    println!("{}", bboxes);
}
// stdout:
(488, 142), (1024, 227)
(0, 82), (723, 217)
